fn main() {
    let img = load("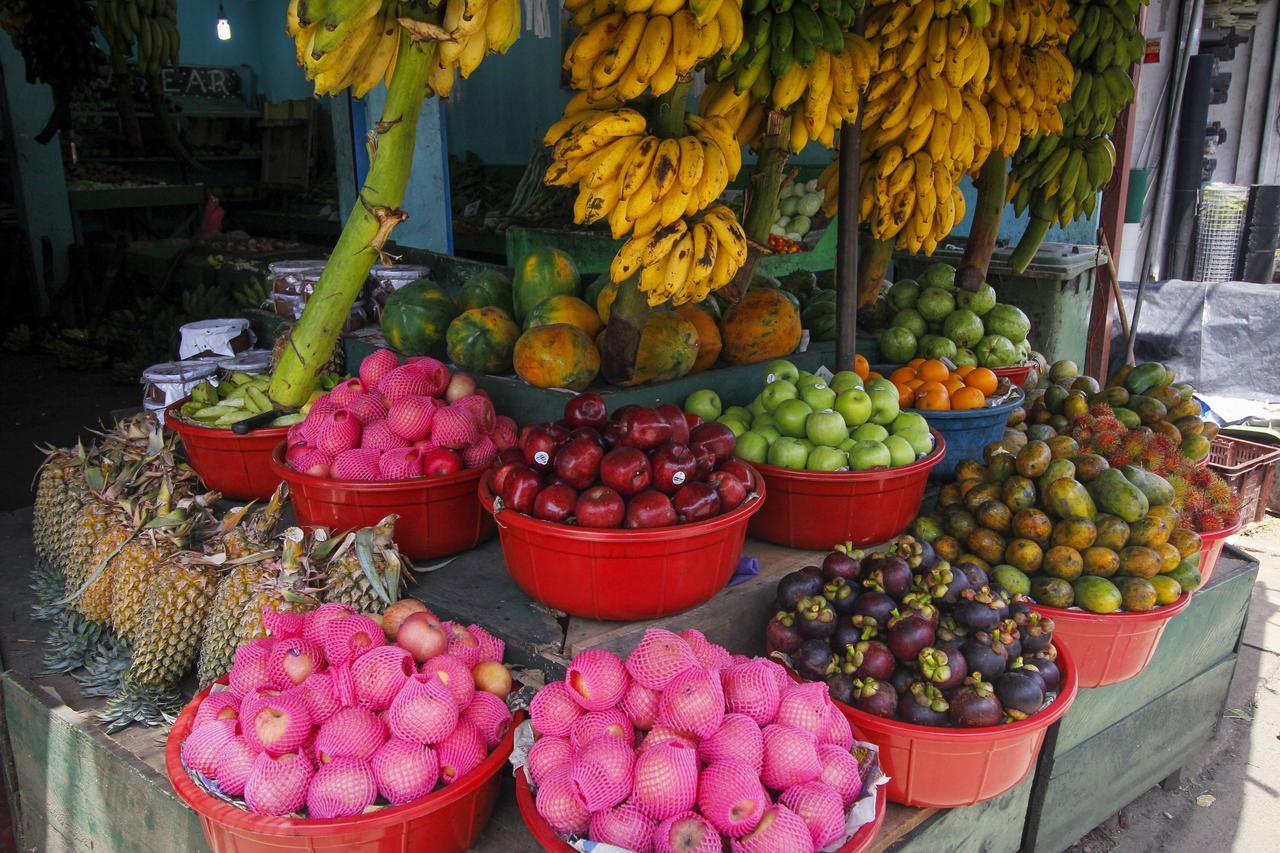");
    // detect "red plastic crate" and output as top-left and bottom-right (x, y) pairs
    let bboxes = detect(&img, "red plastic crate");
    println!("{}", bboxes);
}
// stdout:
(1208, 434), (1280, 523)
